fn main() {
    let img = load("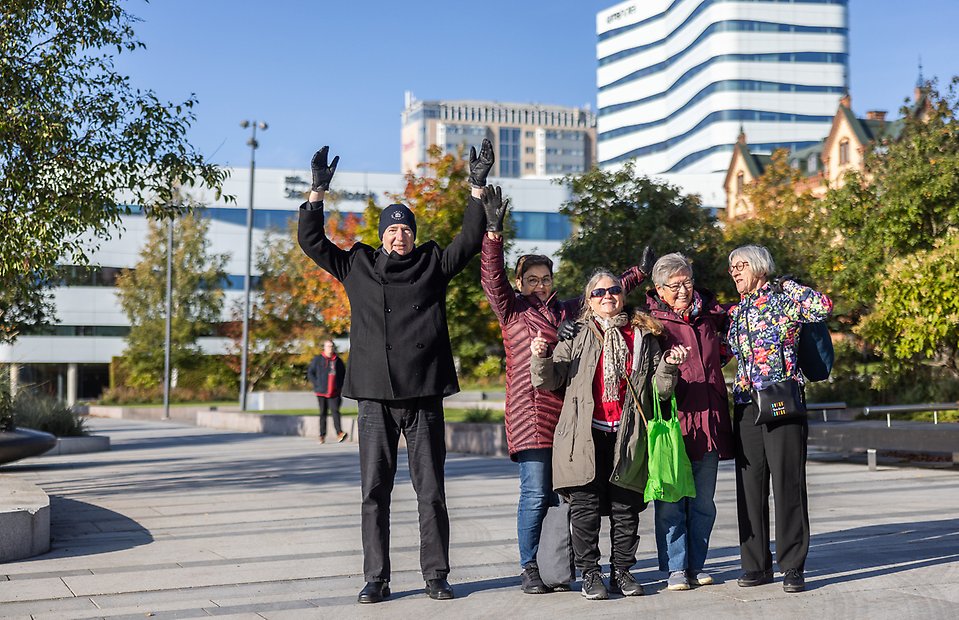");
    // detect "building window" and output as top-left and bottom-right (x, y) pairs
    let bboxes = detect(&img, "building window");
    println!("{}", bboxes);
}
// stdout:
(807, 155), (817, 174)
(499, 127), (521, 177)
(839, 139), (850, 165)
(736, 172), (744, 196)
